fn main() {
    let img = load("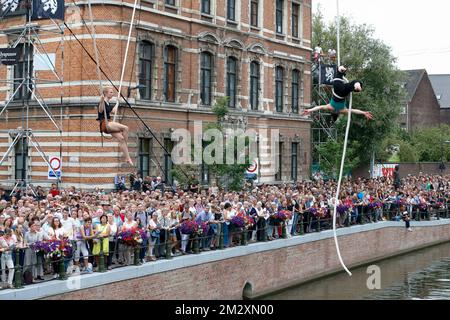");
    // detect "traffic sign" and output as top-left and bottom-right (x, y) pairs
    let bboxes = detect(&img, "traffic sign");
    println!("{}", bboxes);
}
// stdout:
(246, 158), (259, 182)
(48, 156), (62, 180)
